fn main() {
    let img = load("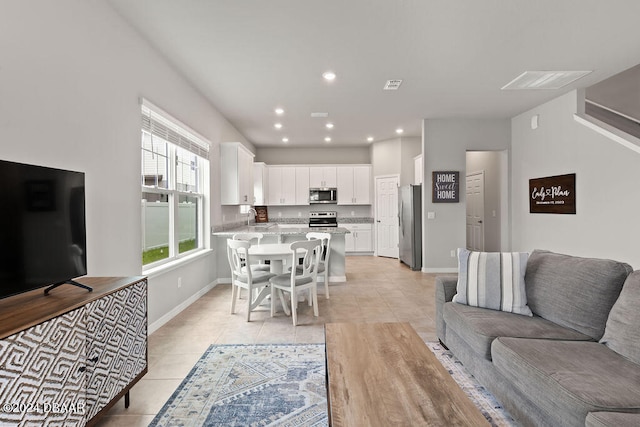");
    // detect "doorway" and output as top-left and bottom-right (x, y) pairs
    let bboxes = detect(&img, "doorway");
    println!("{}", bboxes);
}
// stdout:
(466, 171), (485, 251)
(465, 151), (508, 252)
(375, 175), (399, 258)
